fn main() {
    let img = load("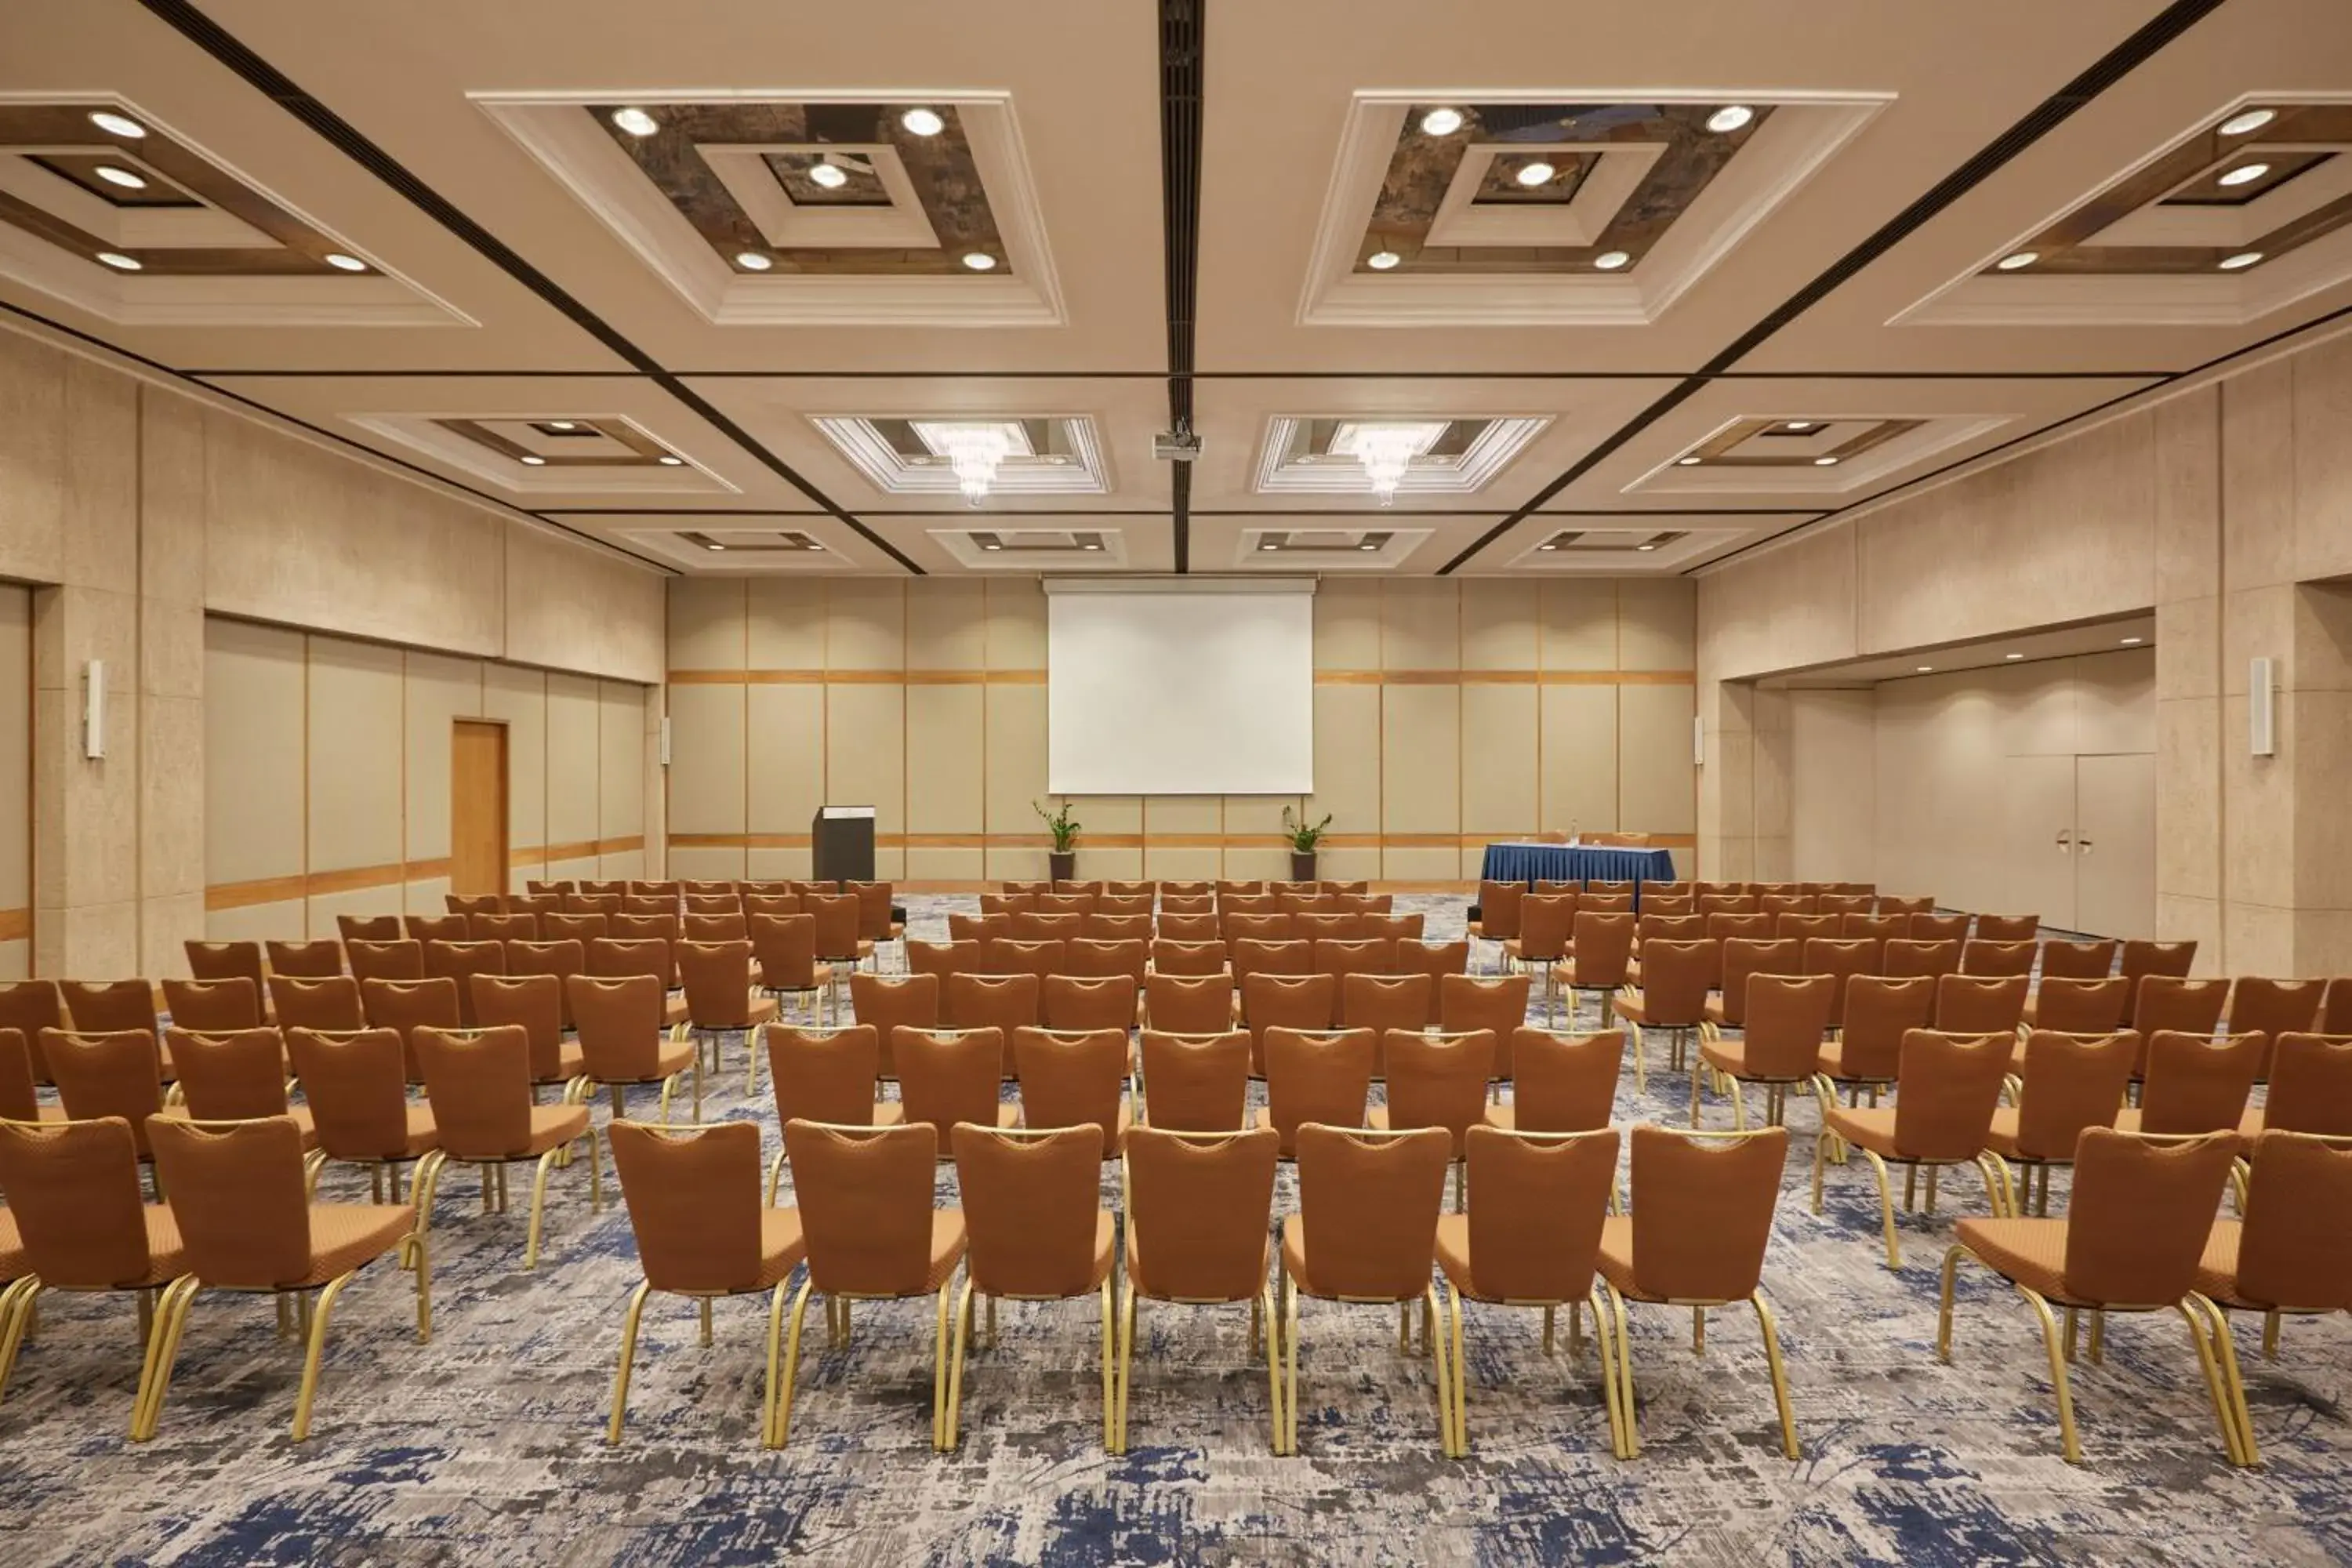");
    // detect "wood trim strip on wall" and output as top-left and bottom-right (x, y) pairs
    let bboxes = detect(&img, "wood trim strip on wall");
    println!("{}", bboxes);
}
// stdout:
(669, 669), (1050, 686)
(1314, 670), (1696, 686)
(670, 831), (1697, 855)
(0, 908), (36, 942)
(207, 856), (452, 913)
